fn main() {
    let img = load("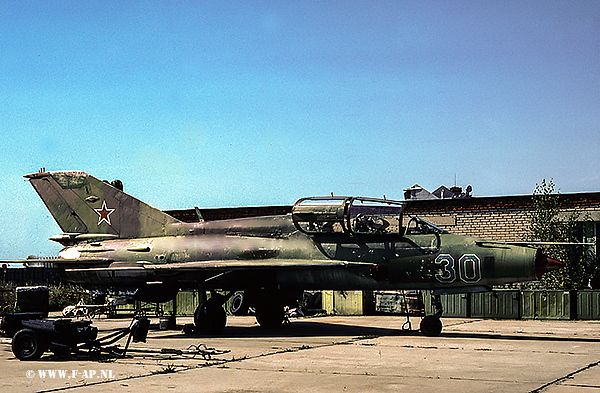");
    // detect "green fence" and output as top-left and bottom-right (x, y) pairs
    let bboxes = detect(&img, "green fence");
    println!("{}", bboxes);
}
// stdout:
(162, 291), (201, 316)
(471, 291), (521, 319)
(425, 290), (600, 320)
(112, 289), (600, 320)
(424, 292), (470, 318)
(578, 290), (600, 320)
(521, 290), (574, 320)
(114, 291), (239, 317)
(115, 291), (200, 317)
